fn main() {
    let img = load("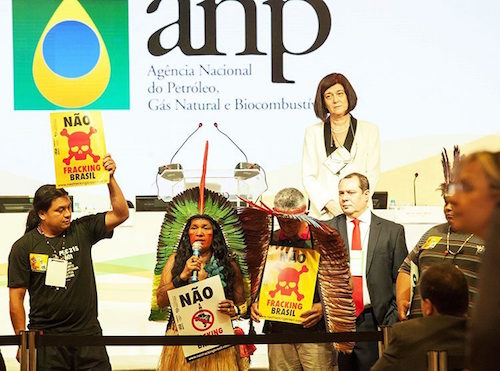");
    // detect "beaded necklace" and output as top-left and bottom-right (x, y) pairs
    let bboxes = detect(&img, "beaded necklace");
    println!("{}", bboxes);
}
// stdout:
(38, 226), (66, 259)
(444, 225), (473, 257)
(330, 120), (355, 148)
